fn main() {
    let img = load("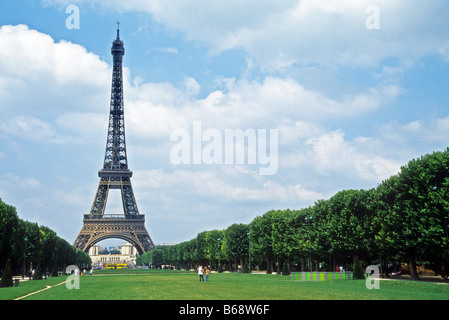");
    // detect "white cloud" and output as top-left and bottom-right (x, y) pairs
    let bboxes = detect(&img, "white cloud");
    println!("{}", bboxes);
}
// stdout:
(305, 129), (402, 183)
(378, 117), (449, 151)
(43, 0), (449, 71)
(0, 24), (432, 193)
(125, 76), (400, 137)
(0, 173), (44, 216)
(133, 167), (322, 205)
(154, 46), (178, 54)
(0, 116), (63, 143)
(0, 24), (109, 117)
